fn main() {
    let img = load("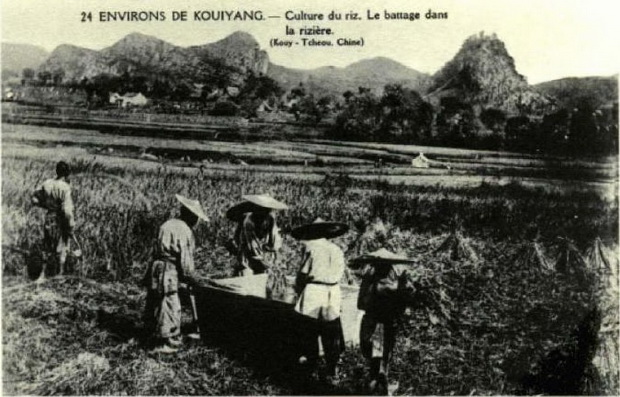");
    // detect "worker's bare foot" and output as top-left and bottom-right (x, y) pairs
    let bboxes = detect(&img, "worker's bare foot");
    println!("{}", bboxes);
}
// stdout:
(34, 276), (46, 284)
(368, 380), (378, 394)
